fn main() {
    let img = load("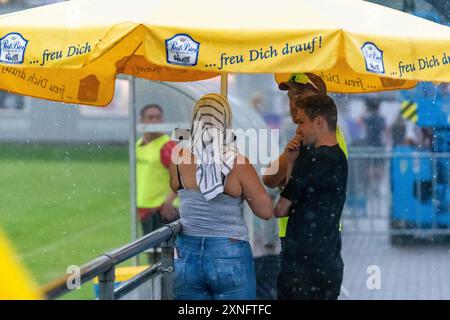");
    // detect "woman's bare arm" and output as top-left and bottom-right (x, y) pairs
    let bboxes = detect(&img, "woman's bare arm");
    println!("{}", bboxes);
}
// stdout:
(238, 157), (274, 220)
